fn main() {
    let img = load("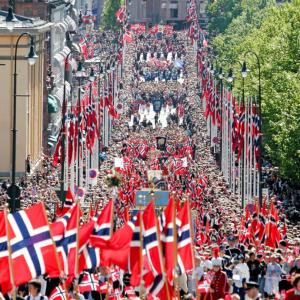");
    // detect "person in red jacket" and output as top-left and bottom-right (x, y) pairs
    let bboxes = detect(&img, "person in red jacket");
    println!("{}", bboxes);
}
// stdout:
(286, 274), (300, 300)
(209, 258), (229, 300)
